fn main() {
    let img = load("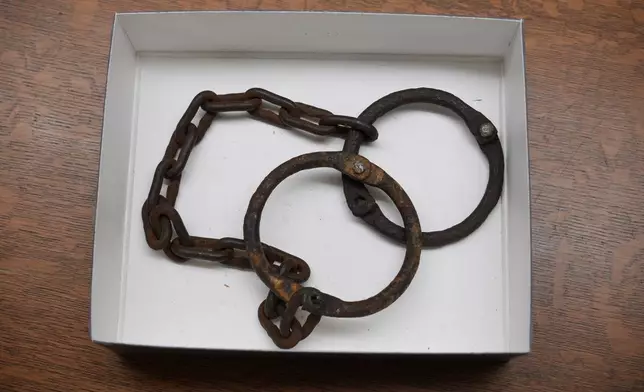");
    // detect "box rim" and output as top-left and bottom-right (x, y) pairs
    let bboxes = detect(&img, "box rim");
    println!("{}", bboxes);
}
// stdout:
(113, 10), (524, 24)
(91, 10), (531, 354)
